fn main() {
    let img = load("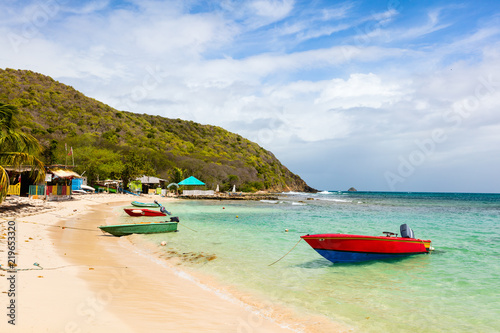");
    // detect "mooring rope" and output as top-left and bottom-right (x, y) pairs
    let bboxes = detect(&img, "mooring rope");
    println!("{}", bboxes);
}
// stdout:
(178, 222), (197, 232)
(268, 238), (302, 266)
